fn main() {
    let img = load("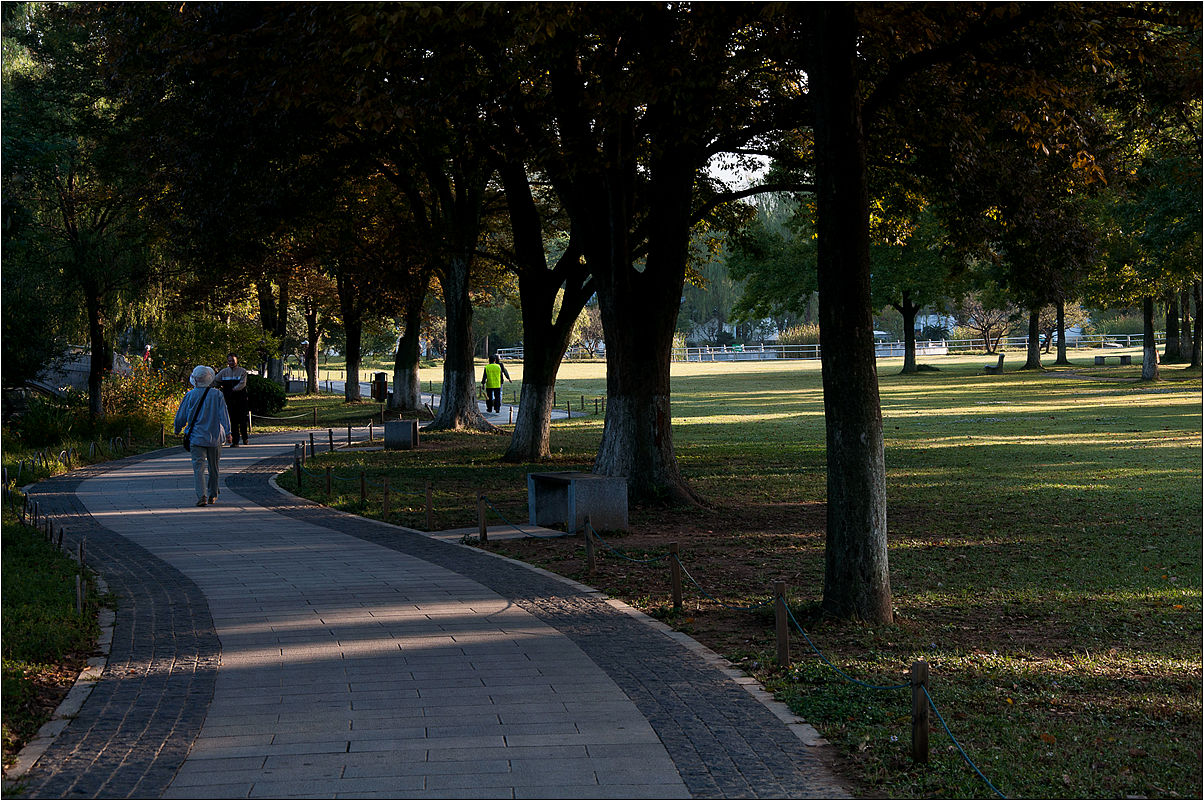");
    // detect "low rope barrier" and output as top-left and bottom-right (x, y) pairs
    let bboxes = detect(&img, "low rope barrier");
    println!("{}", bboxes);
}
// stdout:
(924, 685), (1007, 799)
